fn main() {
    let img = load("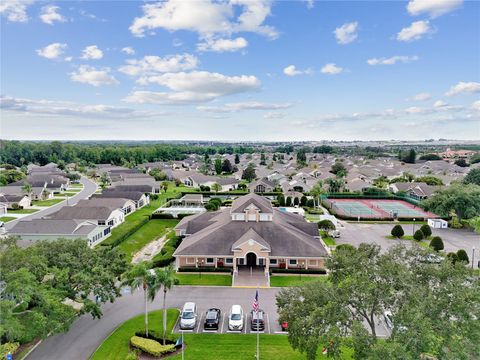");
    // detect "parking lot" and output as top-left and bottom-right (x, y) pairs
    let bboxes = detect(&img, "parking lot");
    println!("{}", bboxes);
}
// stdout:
(173, 306), (280, 334)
